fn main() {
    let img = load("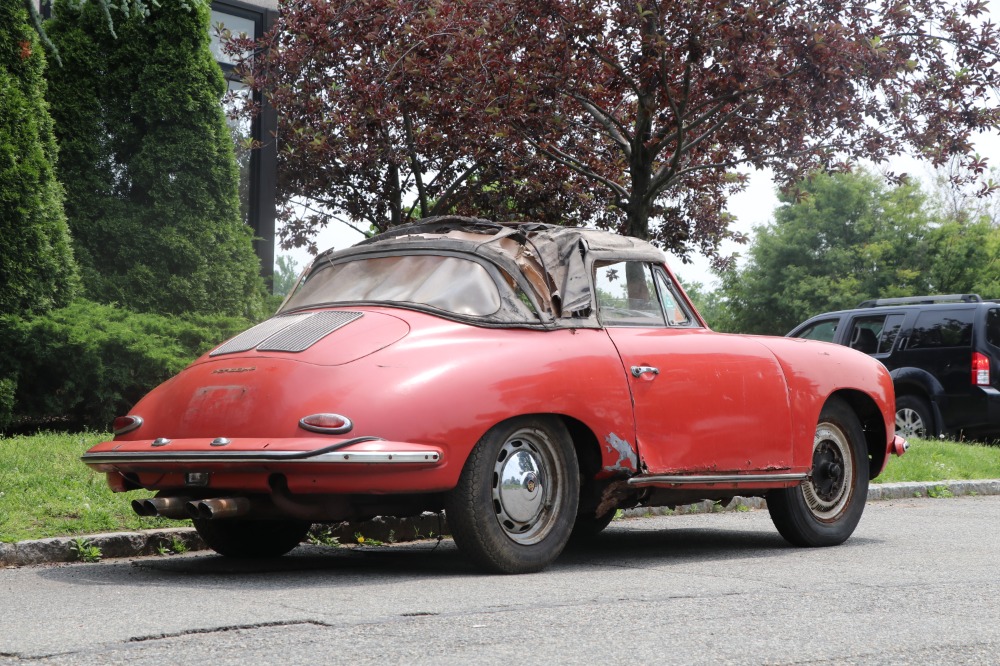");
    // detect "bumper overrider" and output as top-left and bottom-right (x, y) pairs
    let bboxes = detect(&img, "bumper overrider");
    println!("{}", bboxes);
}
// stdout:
(82, 436), (448, 495)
